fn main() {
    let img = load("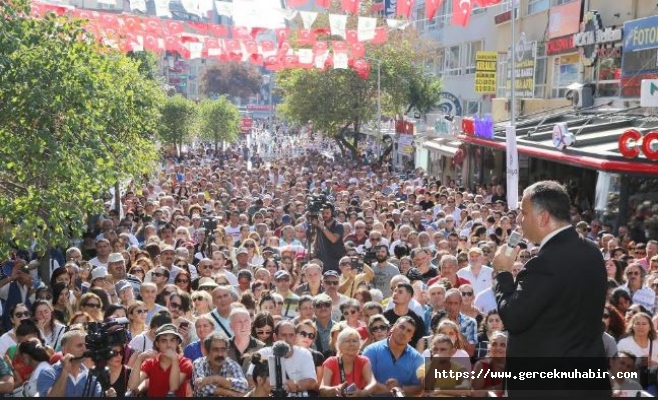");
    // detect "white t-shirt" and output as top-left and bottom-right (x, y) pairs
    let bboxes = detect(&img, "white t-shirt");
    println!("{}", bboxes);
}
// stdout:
(617, 337), (658, 364)
(474, 288), (497, 315)
(457, 265), (493, 297)
(249, 345), (317, 397)
(129, 332), (154, 354)
(0, 331), (16, 356)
